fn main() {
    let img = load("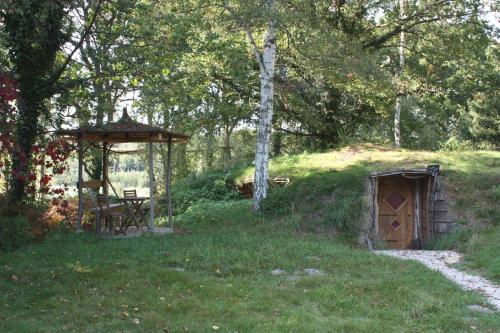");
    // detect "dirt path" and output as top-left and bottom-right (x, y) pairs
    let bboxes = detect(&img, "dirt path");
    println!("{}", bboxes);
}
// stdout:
(374, 250), (500, 310)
